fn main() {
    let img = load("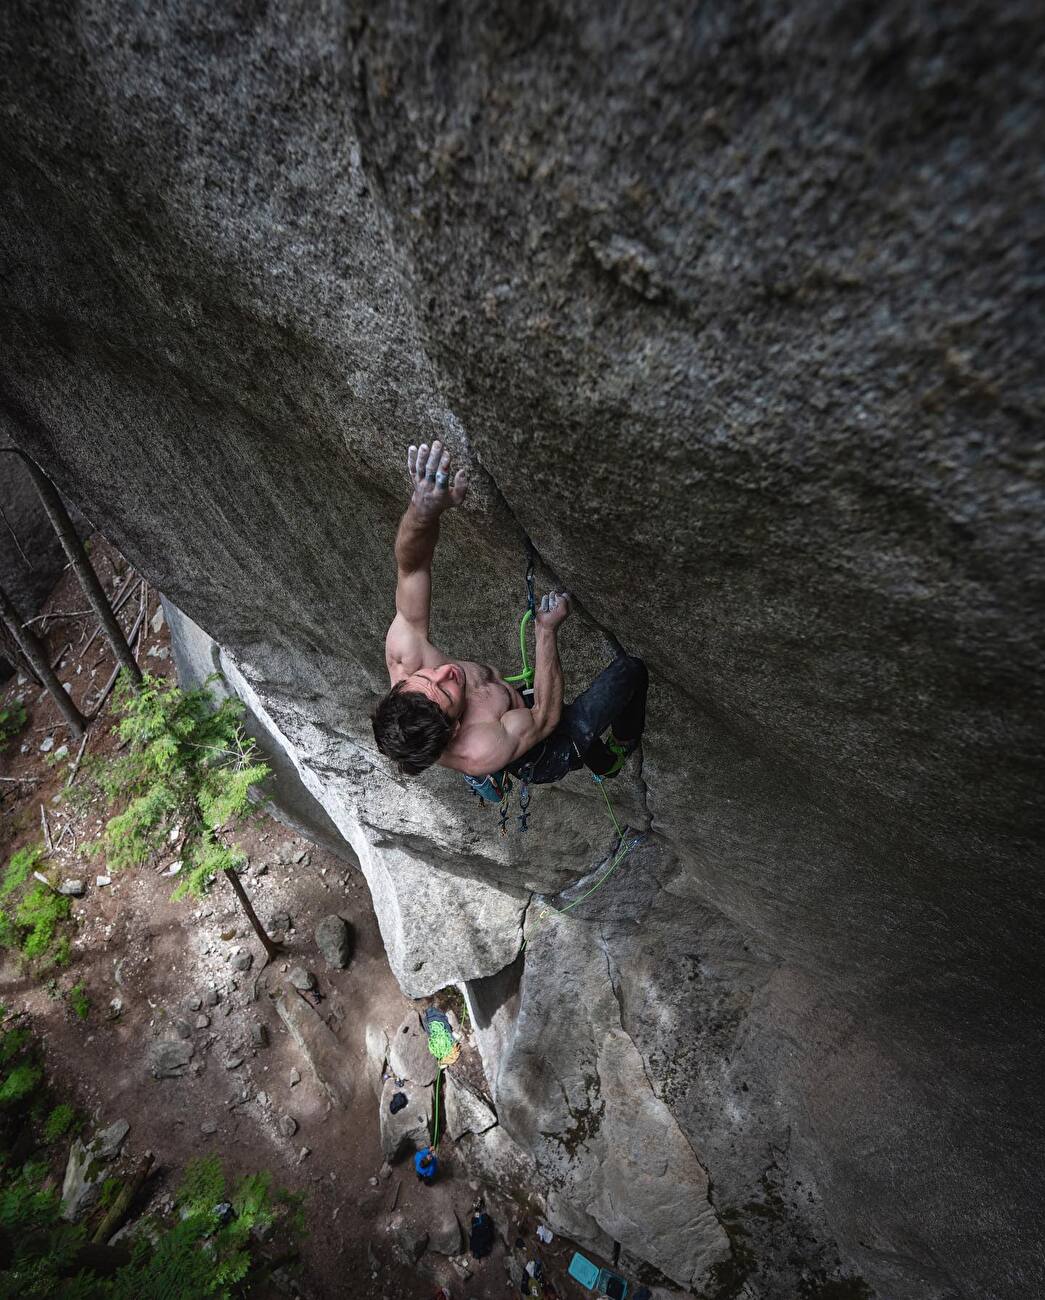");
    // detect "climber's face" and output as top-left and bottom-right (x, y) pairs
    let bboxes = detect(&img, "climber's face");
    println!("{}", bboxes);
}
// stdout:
(402, 662), (466, 721)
